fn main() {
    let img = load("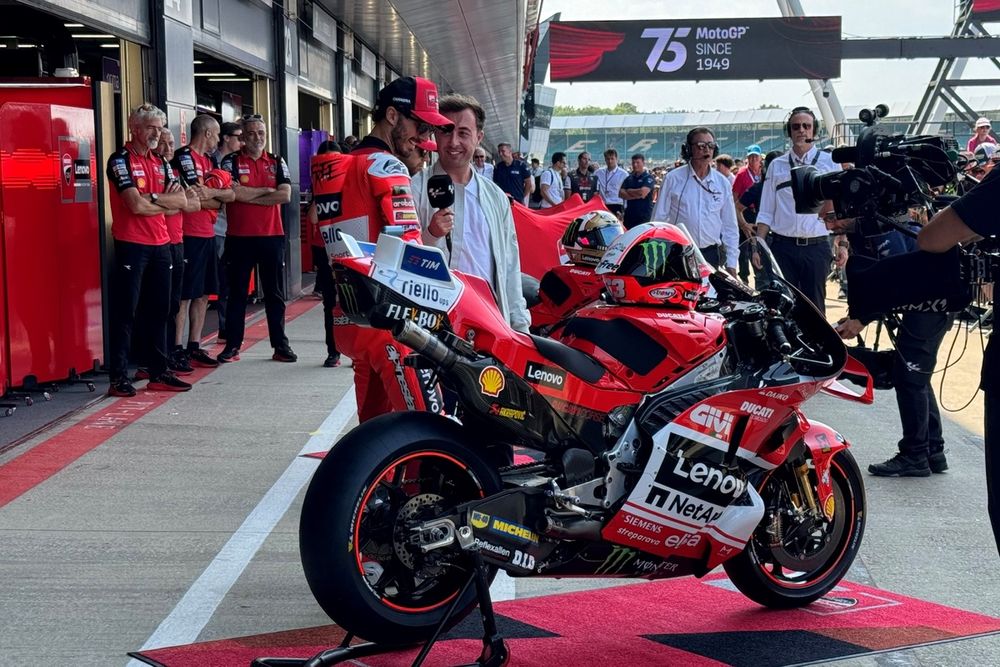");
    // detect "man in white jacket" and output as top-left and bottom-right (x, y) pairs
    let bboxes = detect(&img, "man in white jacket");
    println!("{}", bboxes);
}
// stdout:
(411, 94), (531, 332)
